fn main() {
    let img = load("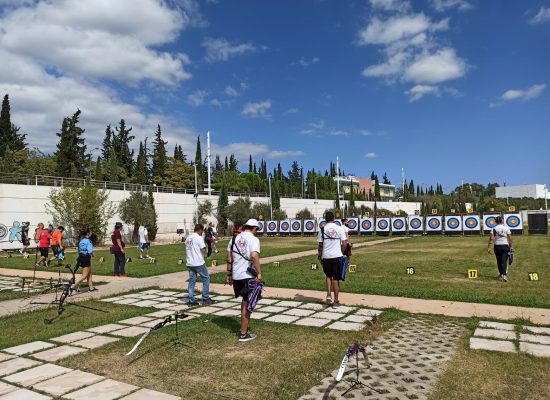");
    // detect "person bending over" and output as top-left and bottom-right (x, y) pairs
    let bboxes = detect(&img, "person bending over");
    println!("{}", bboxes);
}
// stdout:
(185, 224), (214, 305)
(318, 211), (348, 307)
(226, 219), (262, 342)
(50, 226), (65, 266)
(71, 227), (97, 293)
(487, 216), (513, 282)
